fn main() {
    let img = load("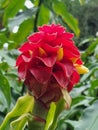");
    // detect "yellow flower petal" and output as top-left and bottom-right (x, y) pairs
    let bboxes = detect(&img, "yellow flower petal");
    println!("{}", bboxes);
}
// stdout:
(71, 58), (78, 63)
(57, 48), (64, 61)
(29, 50), (33, 55)
(39, 47), (47, 57)
(74, 64), (89, 74)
